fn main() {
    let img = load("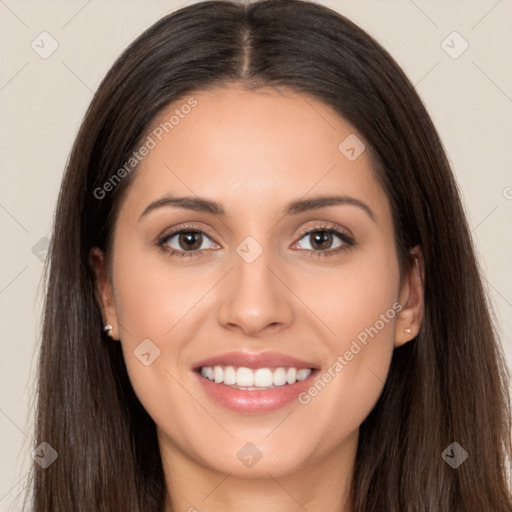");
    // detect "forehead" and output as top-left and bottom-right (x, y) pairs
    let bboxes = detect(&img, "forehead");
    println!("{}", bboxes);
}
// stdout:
(119, 85), (390, 223)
